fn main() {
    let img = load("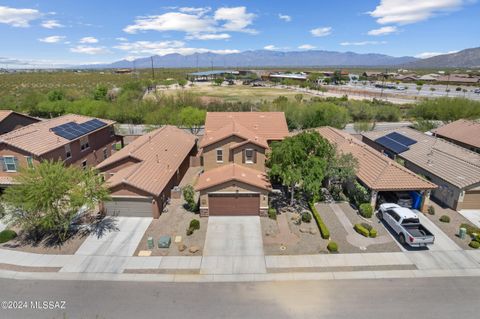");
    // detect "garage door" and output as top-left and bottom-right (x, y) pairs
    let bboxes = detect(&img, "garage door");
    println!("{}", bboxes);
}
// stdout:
(462, 190), (480, 210)
(104, 197), (153, 217)
(208, 193), (260, 216)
